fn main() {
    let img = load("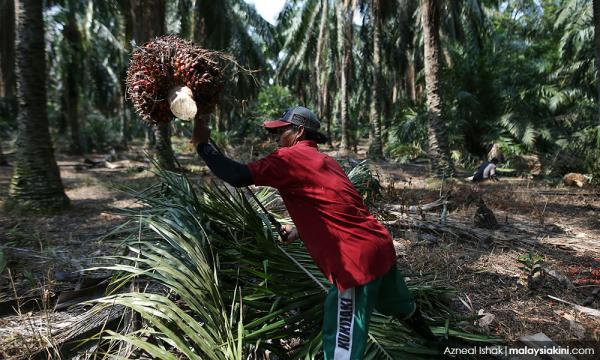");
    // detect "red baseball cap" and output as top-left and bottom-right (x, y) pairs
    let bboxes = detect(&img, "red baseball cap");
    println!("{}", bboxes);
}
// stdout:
(263, 119), (290, 129)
